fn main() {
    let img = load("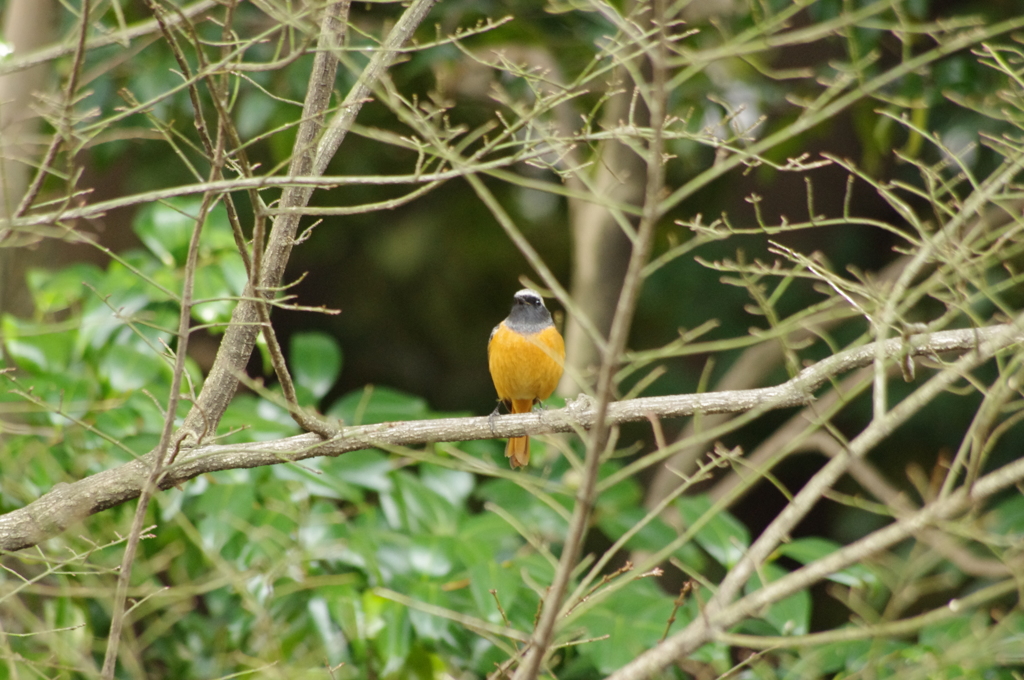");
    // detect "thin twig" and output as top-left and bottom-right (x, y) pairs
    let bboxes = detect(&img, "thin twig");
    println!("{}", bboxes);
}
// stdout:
(8, 0), (91, 223)
(99, 102), (223, 680)
(0, 0), (217, 77)
(3, 152), (569, 231)
(604, 319), (1024, 680)
(514, 3), (669, 675)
